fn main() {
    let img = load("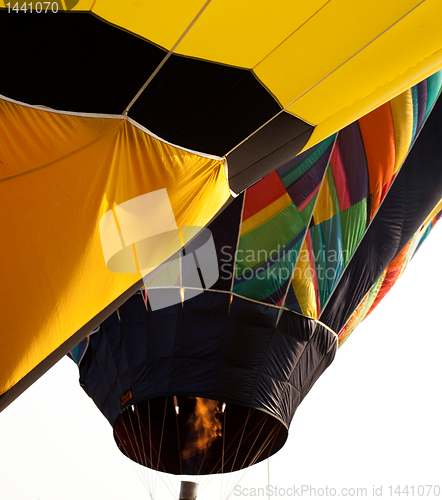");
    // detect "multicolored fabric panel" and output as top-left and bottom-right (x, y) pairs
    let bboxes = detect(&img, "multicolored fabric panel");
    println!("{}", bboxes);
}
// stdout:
(69, 74), (442, 359)
(289, 72), (442, 318)
(319, 77), (442, 335)
(229, 73), (442, 322)
(338, 201), (442, 345)
(232, 138), (335, 305)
